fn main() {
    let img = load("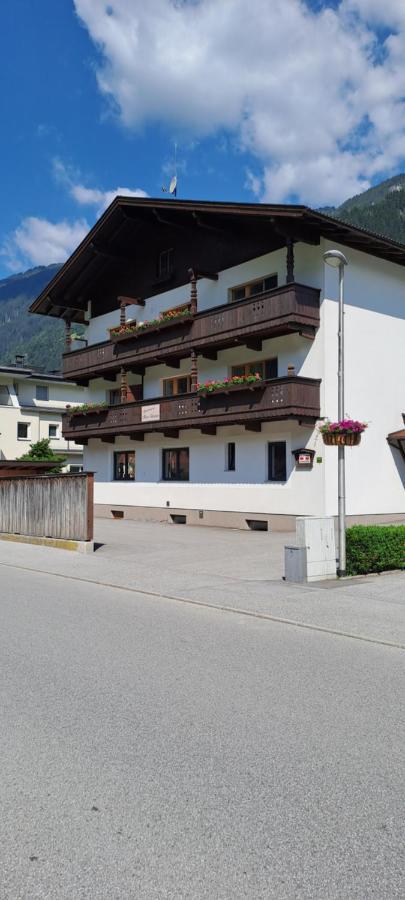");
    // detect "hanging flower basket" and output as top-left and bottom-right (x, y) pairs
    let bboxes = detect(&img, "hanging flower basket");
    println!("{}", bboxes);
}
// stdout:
(322, 432), (361, 446)
(319, 419), (367, 446)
